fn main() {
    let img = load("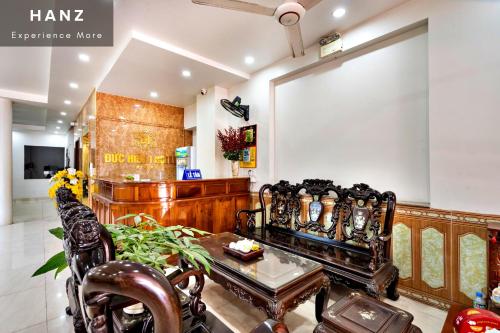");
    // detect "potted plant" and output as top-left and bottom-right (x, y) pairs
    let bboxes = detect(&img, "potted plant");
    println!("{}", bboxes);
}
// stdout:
(217, 126), (246, 177)
(48, 168), (84, 202)
(33, 213), (212, 278)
